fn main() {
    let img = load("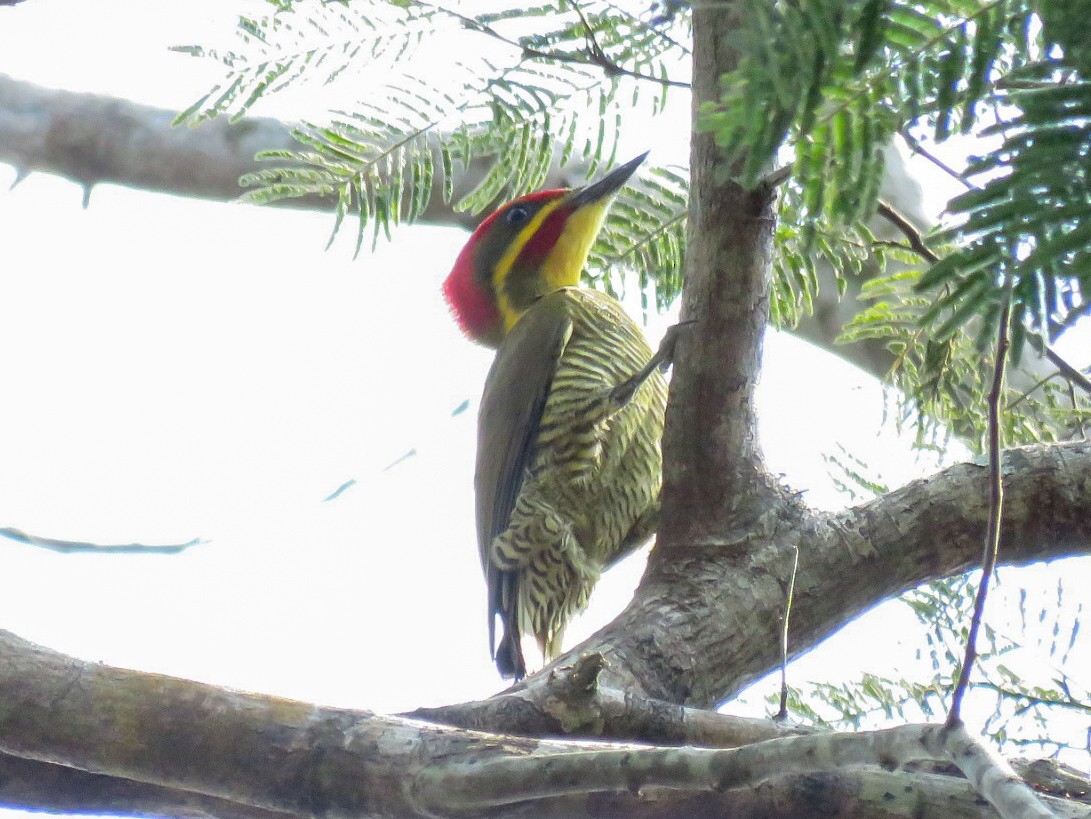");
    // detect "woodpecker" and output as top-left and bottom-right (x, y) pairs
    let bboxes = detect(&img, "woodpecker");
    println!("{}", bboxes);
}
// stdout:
(443, 153), (667, 679)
